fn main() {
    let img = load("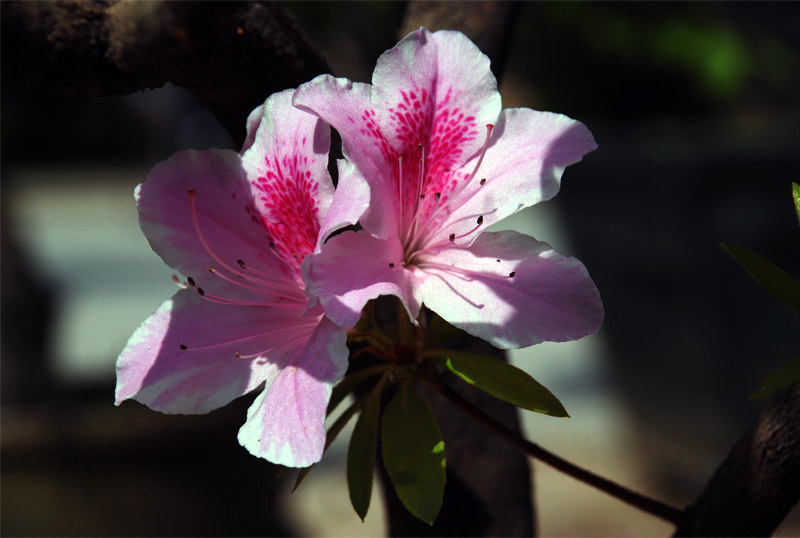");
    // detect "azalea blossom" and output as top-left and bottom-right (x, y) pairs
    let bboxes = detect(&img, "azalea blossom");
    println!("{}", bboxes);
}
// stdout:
(294, 28), (604, 349)
(115, 90), (368, 467)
